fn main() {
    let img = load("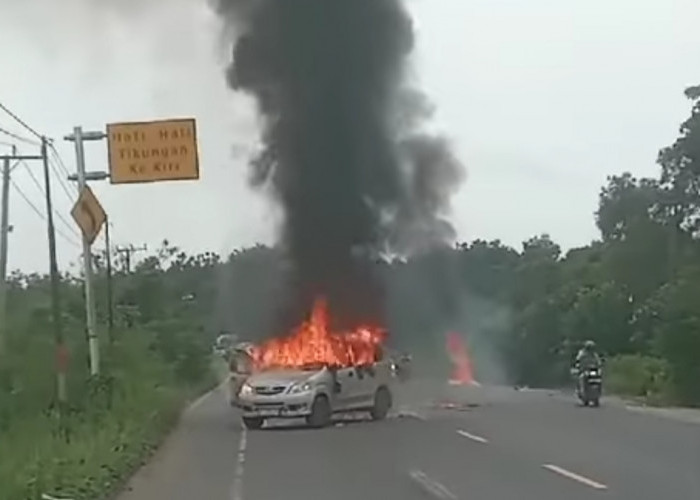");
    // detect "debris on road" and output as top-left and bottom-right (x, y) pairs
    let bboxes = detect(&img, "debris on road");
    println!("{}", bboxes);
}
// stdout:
(393, 408), (427, 420)
(433, 400), (480, 411)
